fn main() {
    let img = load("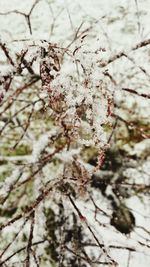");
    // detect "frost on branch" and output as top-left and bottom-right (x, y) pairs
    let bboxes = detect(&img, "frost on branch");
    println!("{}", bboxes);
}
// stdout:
(40, 38), (114, 167)
(0, 0), (150, 265)
(0, 37), (116, 266)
